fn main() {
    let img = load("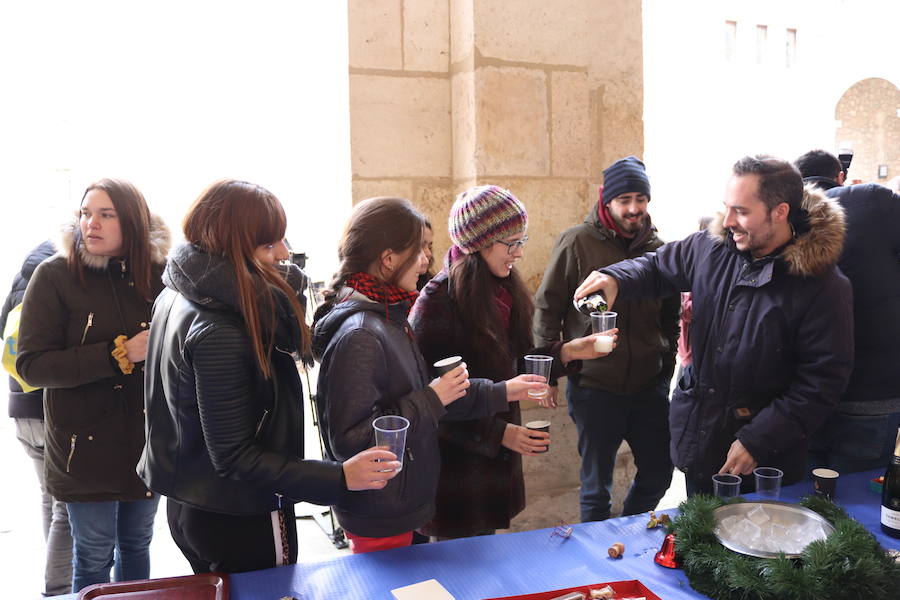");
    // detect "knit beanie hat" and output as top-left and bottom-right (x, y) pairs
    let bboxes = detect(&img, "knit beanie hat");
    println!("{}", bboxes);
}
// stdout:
(601, 155), (651, 205)
(448, 185), (528, 254)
